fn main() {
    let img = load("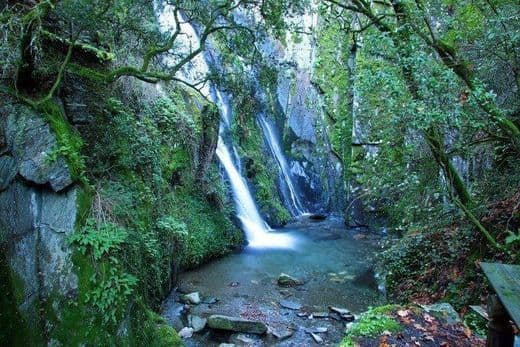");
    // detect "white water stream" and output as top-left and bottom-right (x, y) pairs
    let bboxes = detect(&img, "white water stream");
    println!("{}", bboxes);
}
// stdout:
(258, 116), (306, 216)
